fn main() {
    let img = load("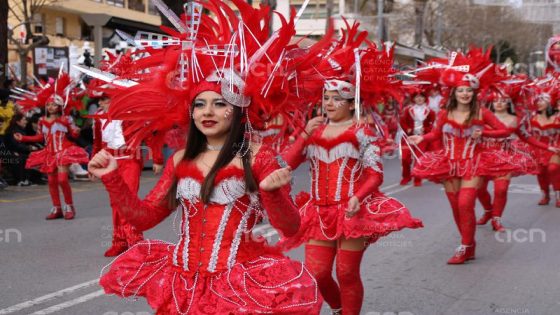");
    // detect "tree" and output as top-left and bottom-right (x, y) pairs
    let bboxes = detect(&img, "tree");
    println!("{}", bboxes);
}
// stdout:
(7, 0), (55, 85)
(393, 0), (551, 63)
(413, 0), (428, 46)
